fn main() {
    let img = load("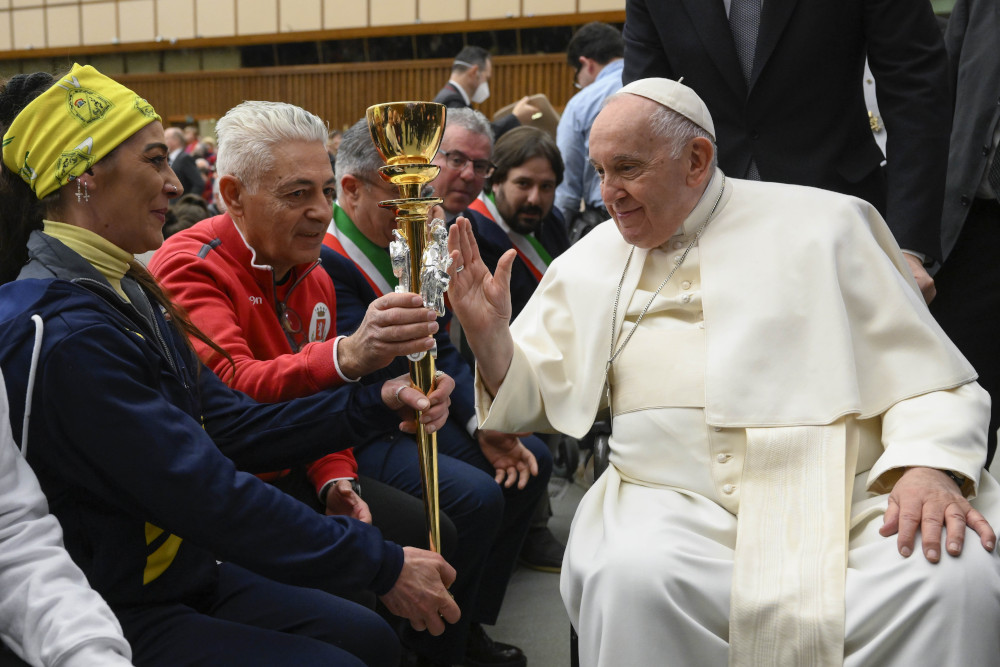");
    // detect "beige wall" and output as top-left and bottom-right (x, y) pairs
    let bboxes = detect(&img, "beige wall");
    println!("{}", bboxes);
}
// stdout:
(0, 0), (624, 49)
